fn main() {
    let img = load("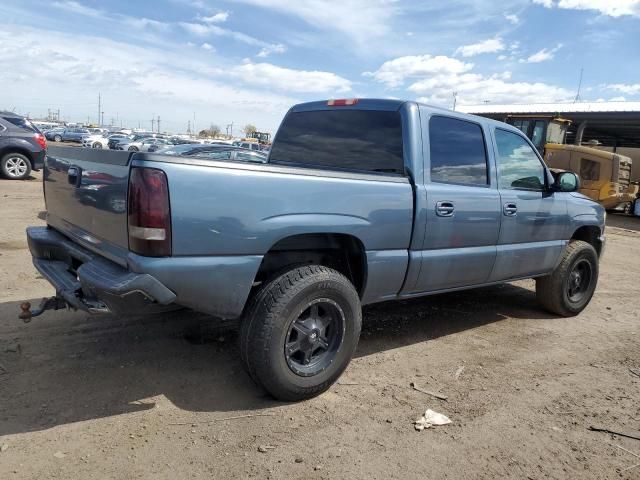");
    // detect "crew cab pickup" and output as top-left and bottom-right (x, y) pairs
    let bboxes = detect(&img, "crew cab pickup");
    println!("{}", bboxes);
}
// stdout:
(24, 99), (605, 401)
